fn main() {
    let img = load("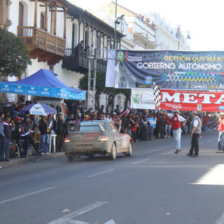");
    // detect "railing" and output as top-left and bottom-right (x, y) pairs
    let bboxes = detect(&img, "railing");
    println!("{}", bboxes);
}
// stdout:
(64, 48), (107, 72)
(17, 26), (65, 57)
